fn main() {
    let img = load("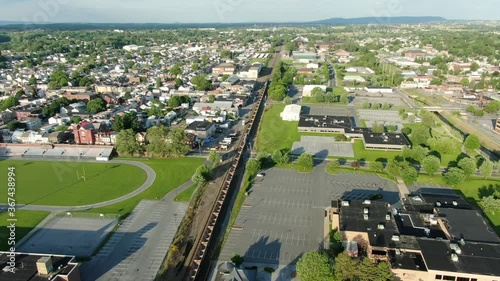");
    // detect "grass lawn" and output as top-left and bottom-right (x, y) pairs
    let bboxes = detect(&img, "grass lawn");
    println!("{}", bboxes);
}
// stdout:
(256, 104), (300, 153)
(174, 183), (198, 202)
(352, 140), (401, 161)
(0, 160), (147, 206)
(0, 210), (50, 251)
(79, 157), (204, 217)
